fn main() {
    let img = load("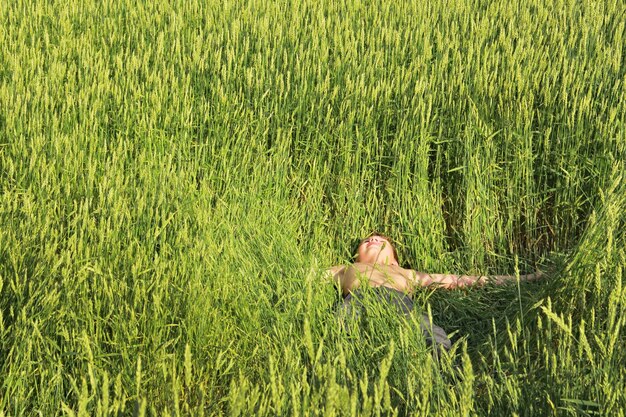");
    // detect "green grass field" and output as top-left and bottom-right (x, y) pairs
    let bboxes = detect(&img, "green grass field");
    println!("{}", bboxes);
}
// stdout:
(1, 0), (625, 415)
